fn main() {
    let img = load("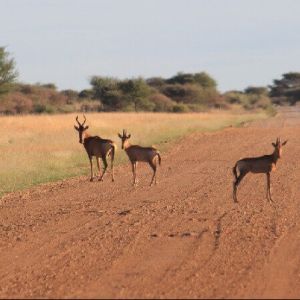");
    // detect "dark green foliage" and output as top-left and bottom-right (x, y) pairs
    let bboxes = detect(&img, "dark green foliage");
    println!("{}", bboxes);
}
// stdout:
(0, 47), (18, 95)
(269, 72), (300, 105)
(119, 78), (151, 111)
(282, 72), (300, 81)
(193, 72), (217, 89)
(166, 72), (217, 89)
(33, 103), (55, 114)
(244, 86), (269, 96)
(78, 89), (94, 99)
(90, 76), (119, 99)
(90, 76), (123, 110)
